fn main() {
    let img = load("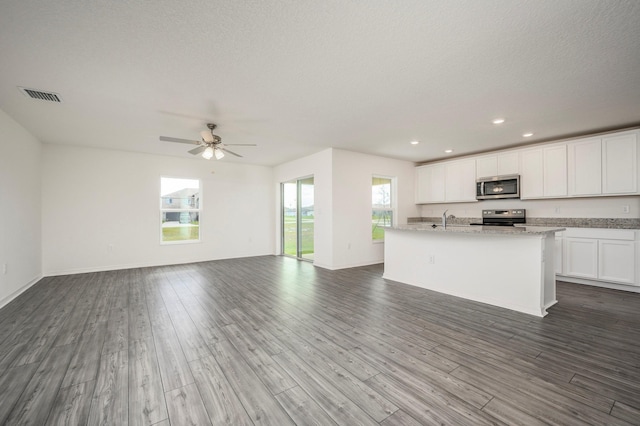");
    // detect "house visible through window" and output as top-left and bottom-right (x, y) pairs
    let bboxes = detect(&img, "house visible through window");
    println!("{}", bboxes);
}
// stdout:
(372, 176), (394, 241)
(160, 177), (200, 243)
